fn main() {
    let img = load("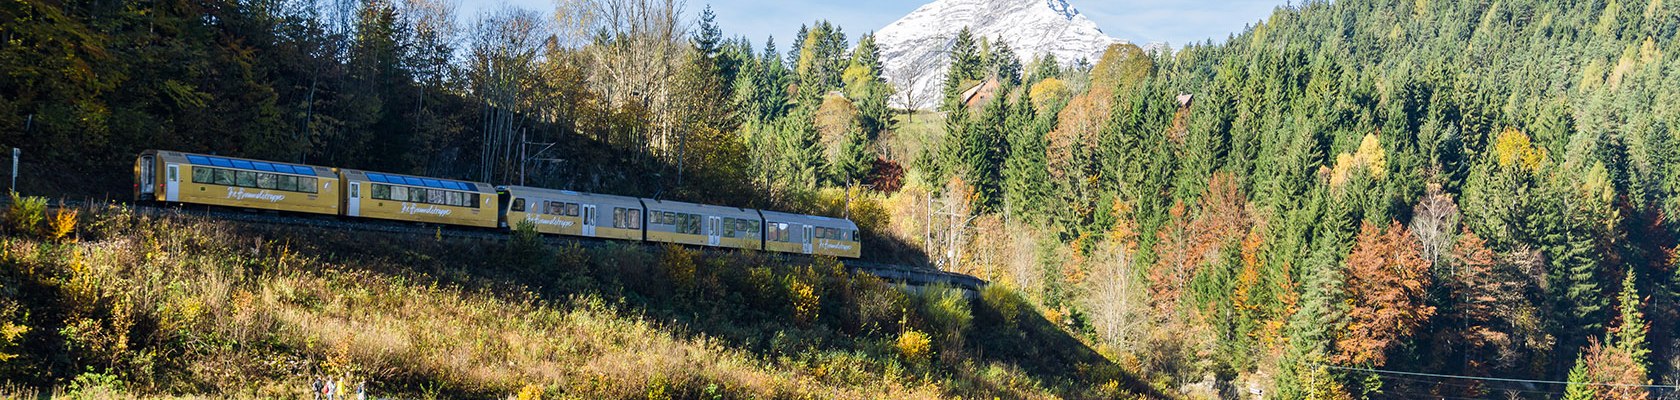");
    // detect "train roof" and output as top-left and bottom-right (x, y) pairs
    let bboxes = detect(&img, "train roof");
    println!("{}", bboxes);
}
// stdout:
(641, 198), (760, 220)
(760, 210), (859, 230)
(339, 169), (493, 193)
(159, 150), (334, 178)
(498, 186), (644, 205)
